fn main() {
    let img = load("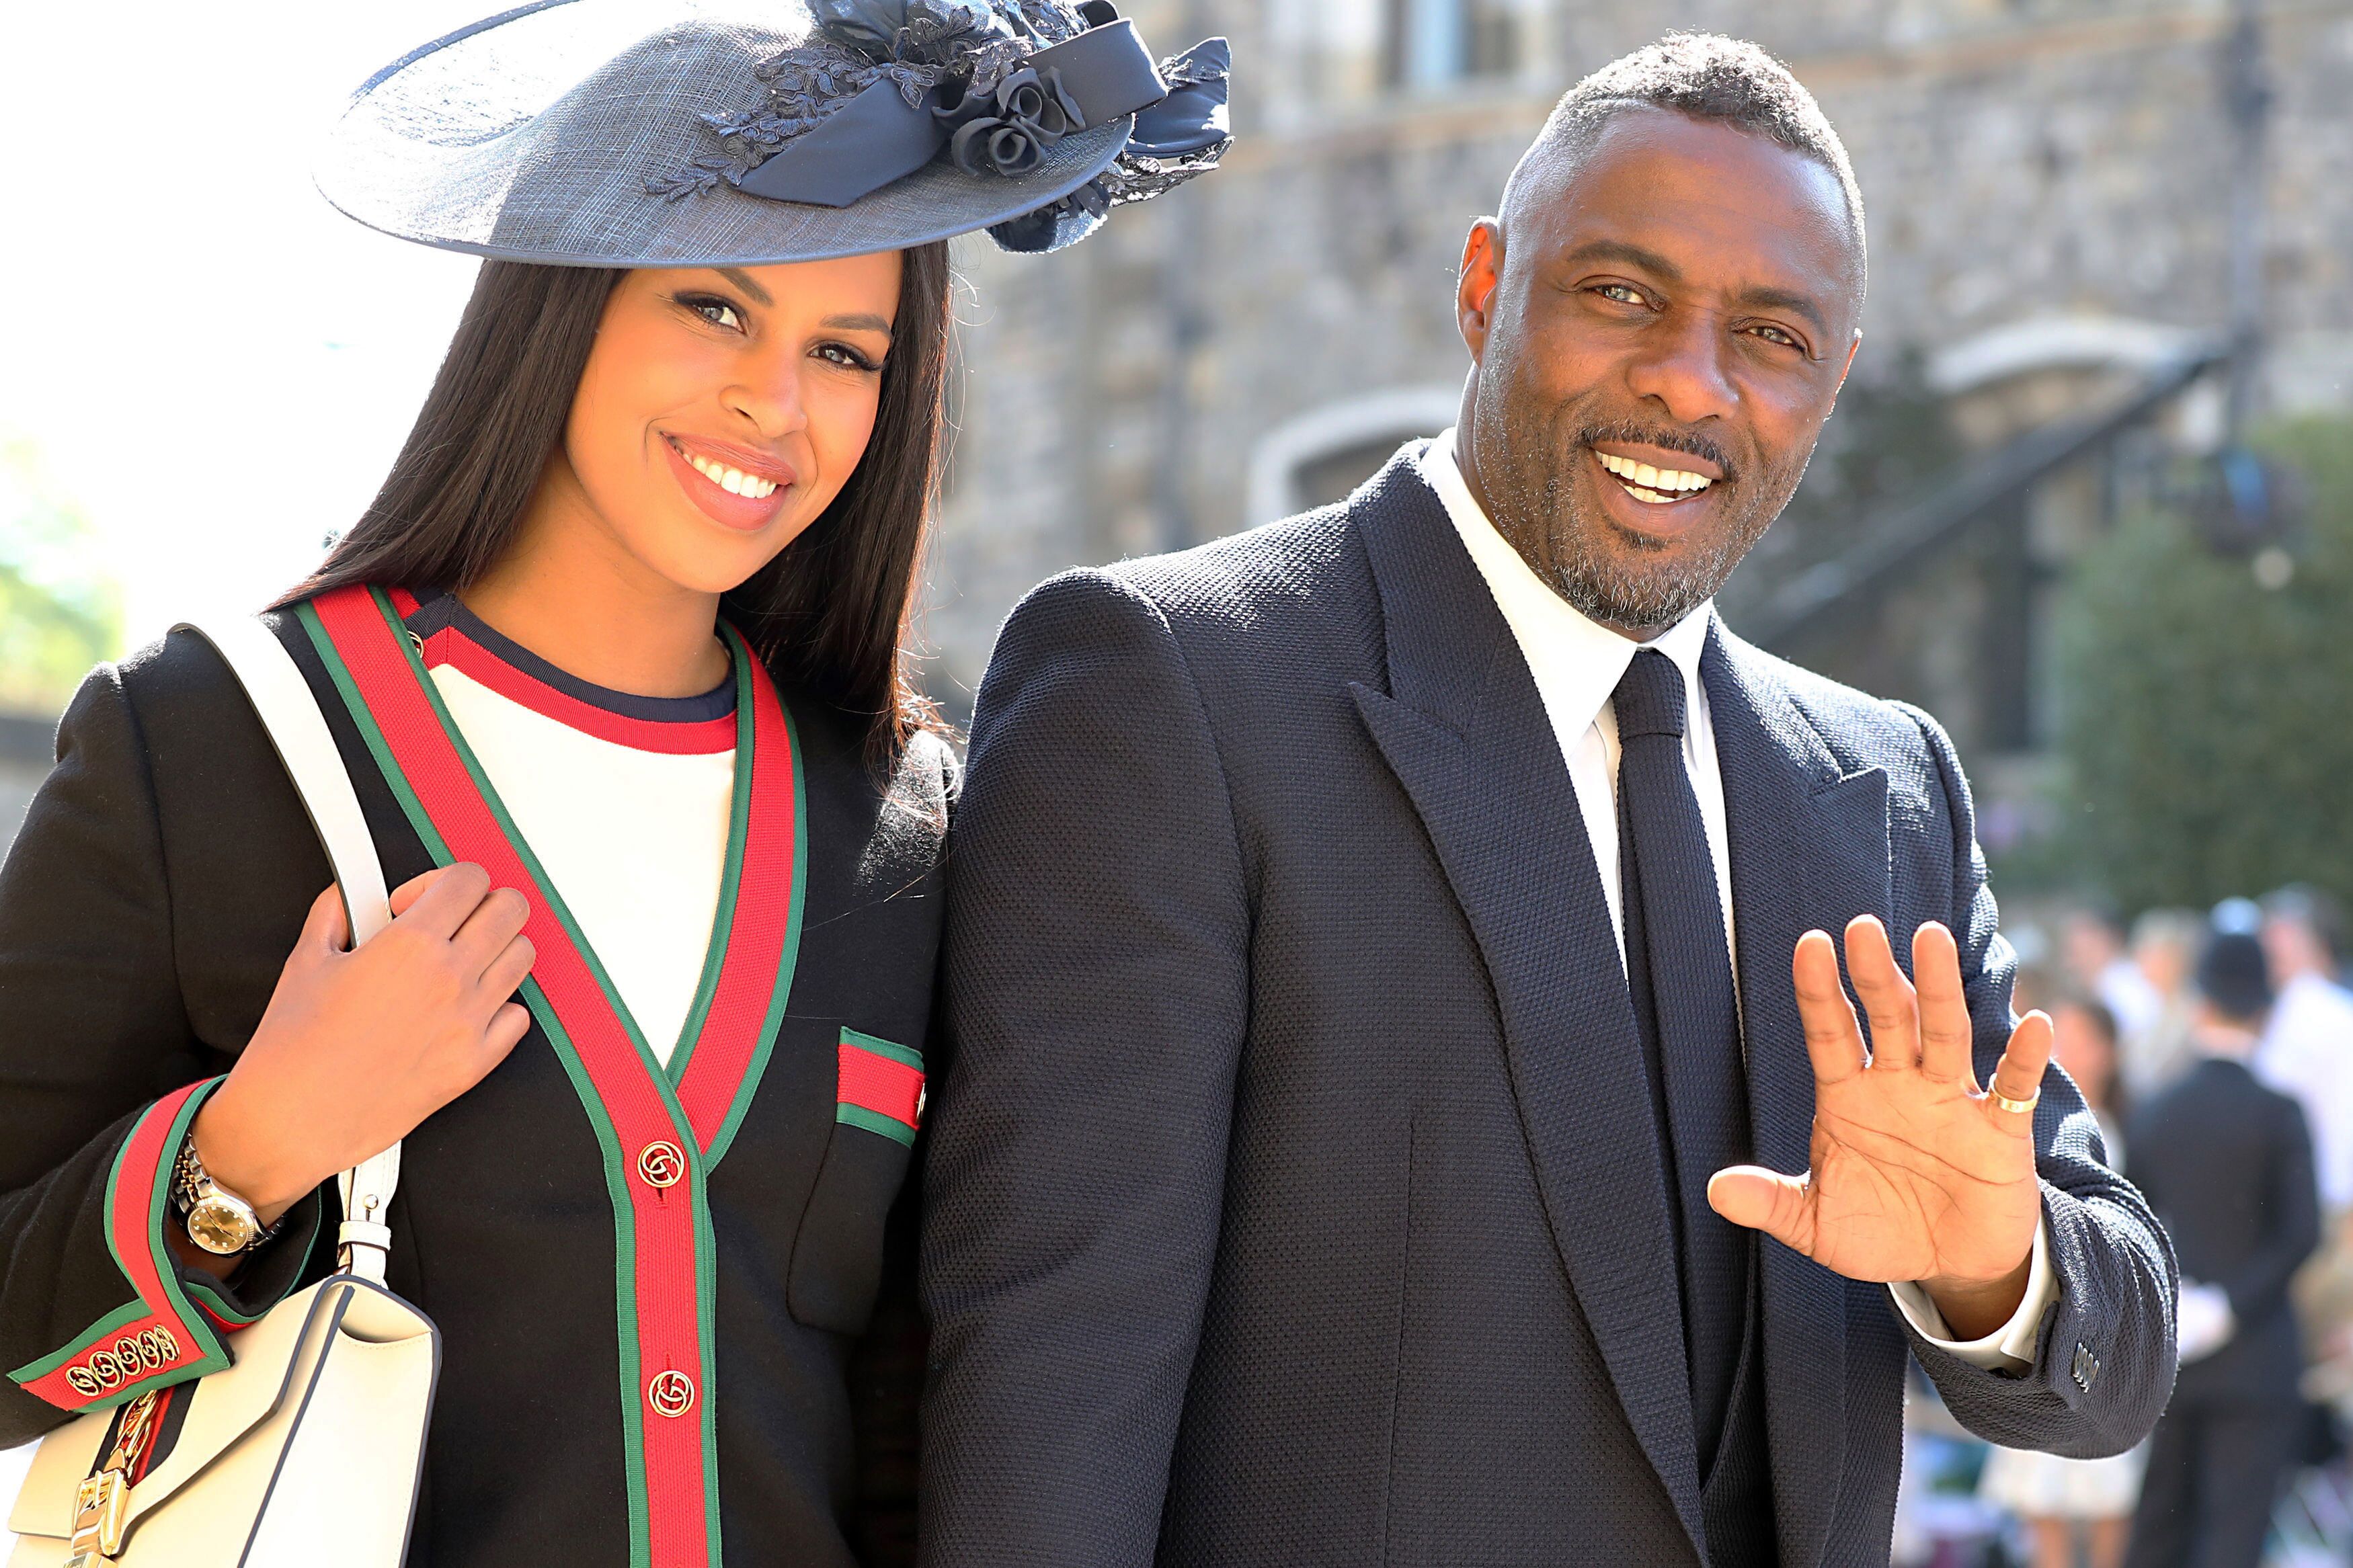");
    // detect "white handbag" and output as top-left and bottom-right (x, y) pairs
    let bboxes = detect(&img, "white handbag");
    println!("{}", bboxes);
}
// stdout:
(7, 615), (438, 1567)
